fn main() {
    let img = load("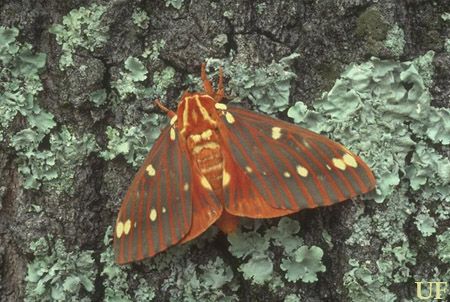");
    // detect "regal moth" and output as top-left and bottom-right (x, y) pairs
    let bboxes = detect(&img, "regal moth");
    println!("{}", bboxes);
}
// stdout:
(113, 64), (376, 264)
